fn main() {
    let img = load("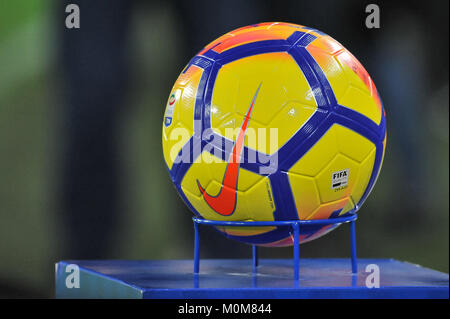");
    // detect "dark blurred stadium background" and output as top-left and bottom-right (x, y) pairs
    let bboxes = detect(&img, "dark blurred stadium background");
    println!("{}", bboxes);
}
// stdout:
(0, 0), (448, 298)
